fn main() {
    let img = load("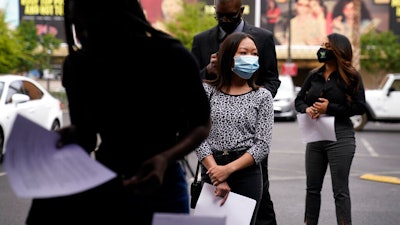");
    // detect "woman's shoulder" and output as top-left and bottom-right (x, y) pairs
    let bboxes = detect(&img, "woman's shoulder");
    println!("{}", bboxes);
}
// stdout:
(202, 82), (217, 95)
(255, 87), (273, 99)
